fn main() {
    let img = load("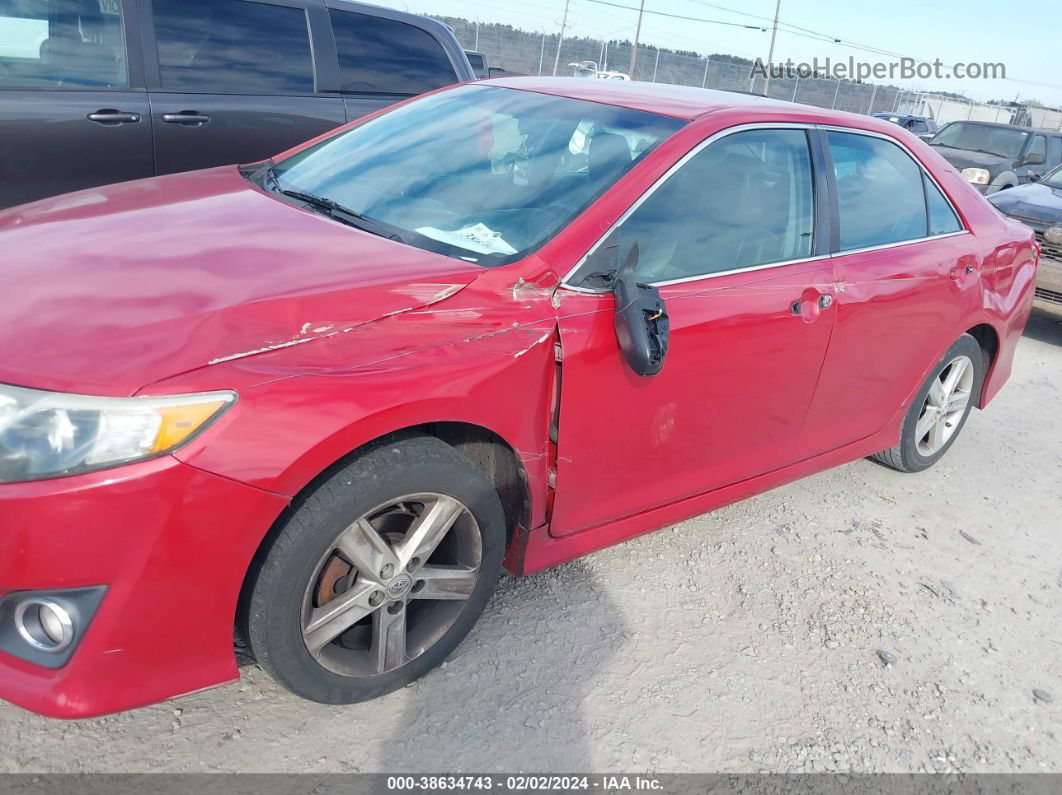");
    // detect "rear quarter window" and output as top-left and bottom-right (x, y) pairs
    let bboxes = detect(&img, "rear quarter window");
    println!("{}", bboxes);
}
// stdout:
(330, 9), (458, 96)
(924, 173), (962, 236)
